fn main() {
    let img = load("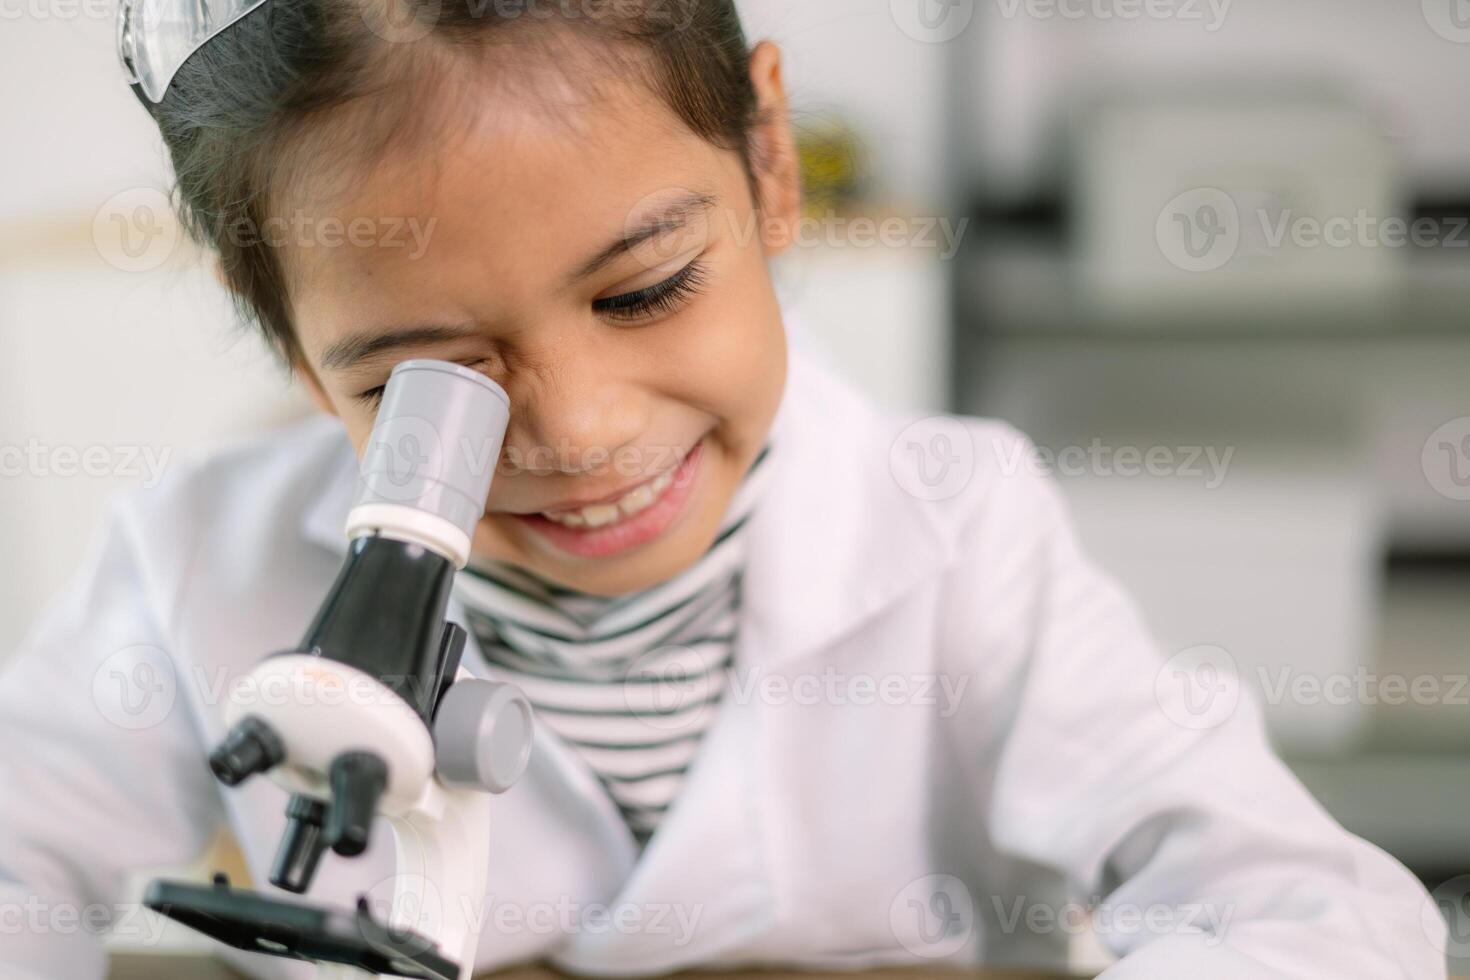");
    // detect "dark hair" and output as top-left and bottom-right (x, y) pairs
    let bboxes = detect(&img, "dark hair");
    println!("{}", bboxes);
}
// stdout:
(144, 0), (760, 366)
